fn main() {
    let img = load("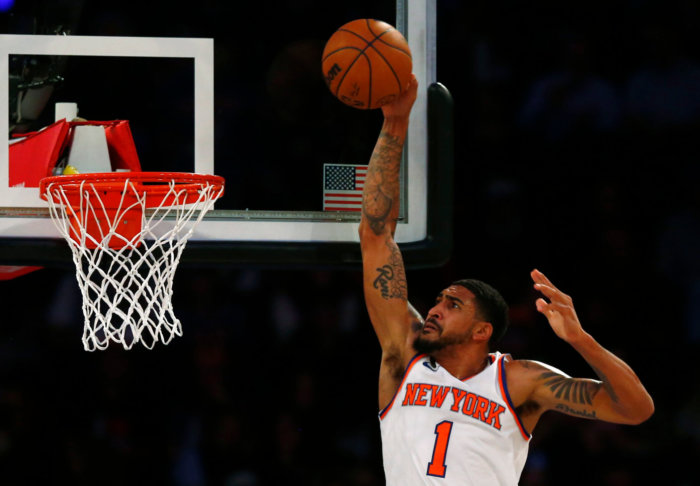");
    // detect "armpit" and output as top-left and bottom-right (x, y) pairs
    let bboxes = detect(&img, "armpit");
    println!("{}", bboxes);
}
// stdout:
(515, 399), (541, 418)
(382, 347), (406, 381)
(509, 359), (601, 408)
